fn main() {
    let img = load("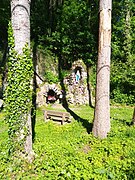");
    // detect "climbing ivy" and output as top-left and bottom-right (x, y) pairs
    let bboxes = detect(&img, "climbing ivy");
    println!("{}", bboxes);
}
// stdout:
(4, 22), (33, 156)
